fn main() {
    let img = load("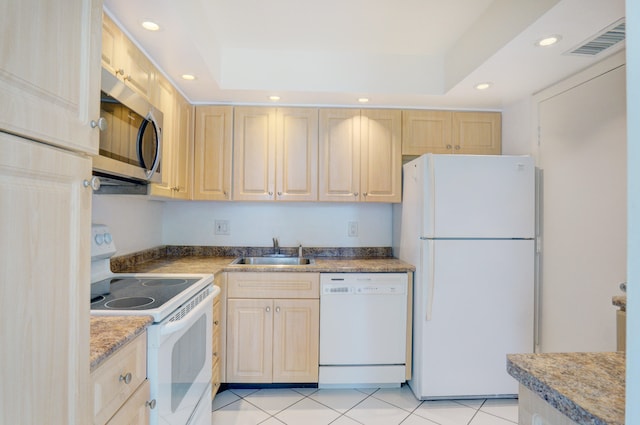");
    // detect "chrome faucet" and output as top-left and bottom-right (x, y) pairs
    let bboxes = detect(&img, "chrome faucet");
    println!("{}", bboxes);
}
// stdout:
(298, 244), (303, 258)
(272, 237), (280, 255)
